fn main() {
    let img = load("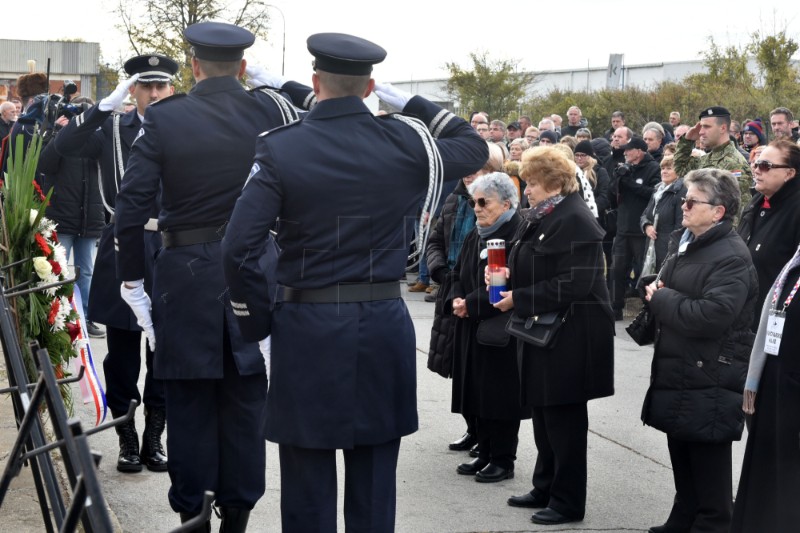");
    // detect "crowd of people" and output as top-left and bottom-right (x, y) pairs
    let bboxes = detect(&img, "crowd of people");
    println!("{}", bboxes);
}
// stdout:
(2, 29), (800, 532)
(424, 103), (800, 531)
